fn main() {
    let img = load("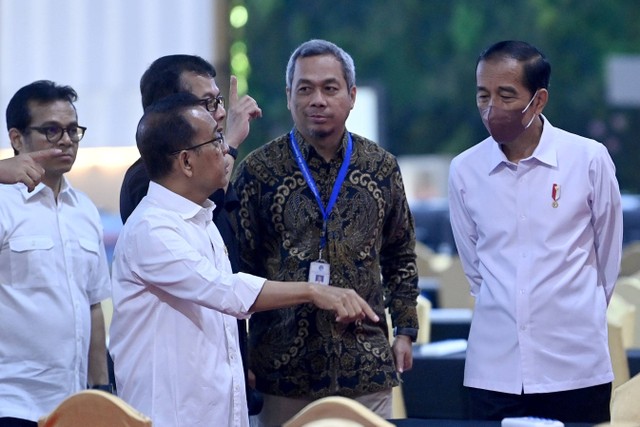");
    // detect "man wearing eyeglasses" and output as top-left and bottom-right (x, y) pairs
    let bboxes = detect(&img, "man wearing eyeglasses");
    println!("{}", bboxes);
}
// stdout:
(117, 54), (264, 414)
(0, 80), (111, 427)
(119, 54), (261, 224)
(109, 93), (378, 427)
